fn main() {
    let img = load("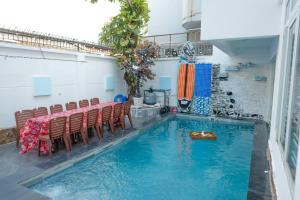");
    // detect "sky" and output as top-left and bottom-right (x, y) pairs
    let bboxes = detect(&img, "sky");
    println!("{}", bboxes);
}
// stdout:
(0, 0), (120, 42)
